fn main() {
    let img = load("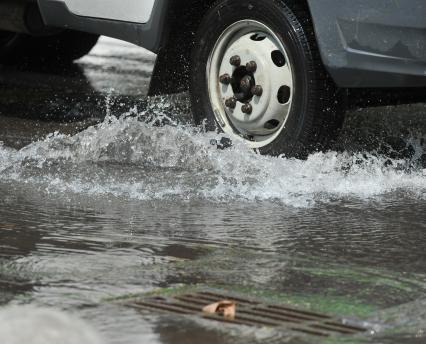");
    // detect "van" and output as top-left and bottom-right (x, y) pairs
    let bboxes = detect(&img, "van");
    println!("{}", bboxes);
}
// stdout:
(1, 0), (425, 156)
